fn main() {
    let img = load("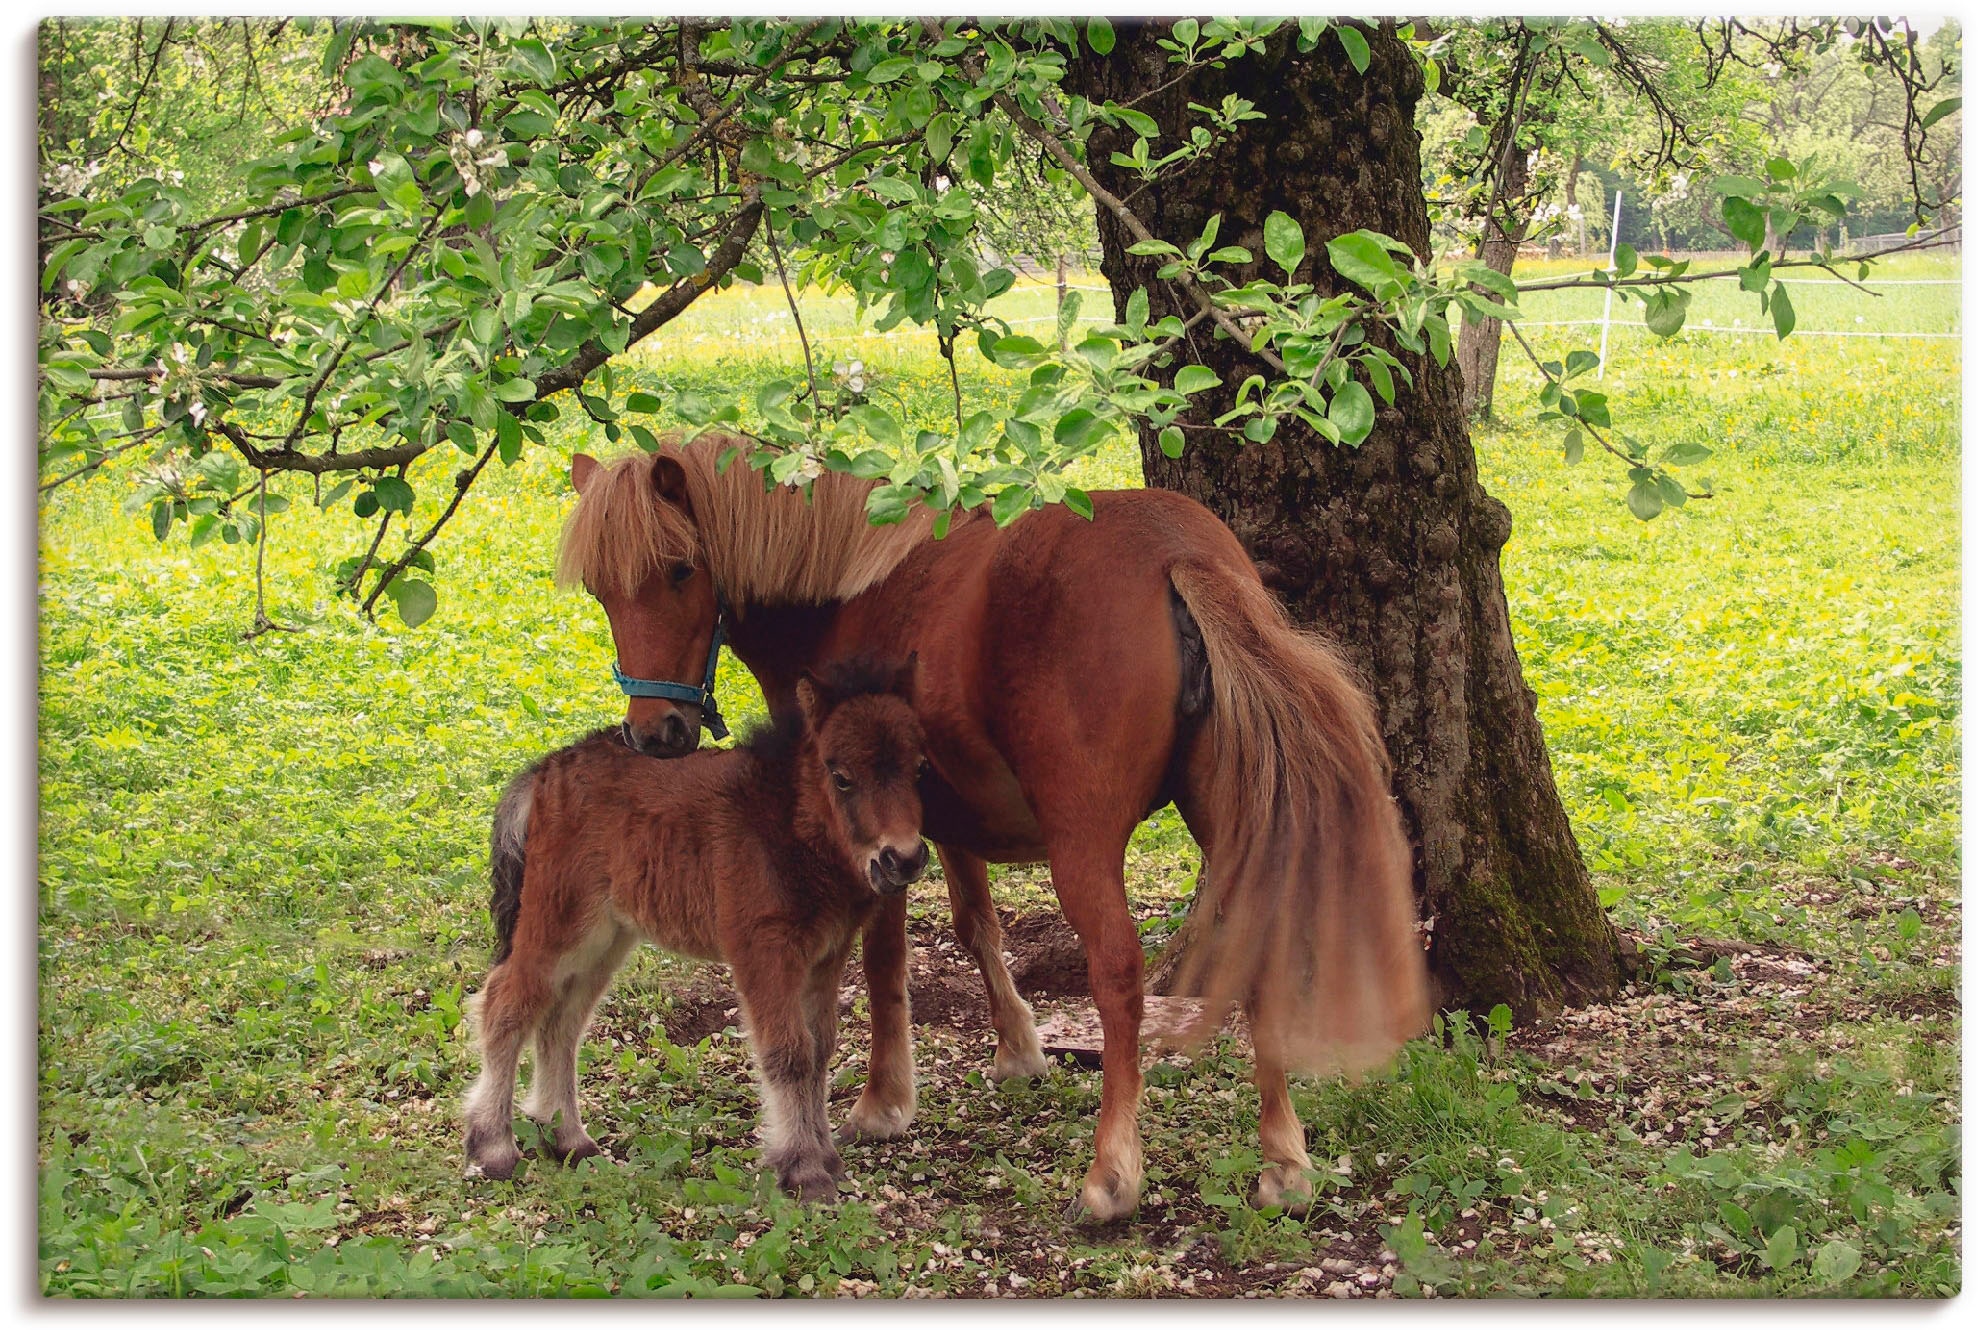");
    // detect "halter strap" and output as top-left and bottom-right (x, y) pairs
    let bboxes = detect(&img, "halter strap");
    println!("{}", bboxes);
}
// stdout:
(610, 595), (730, 741)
